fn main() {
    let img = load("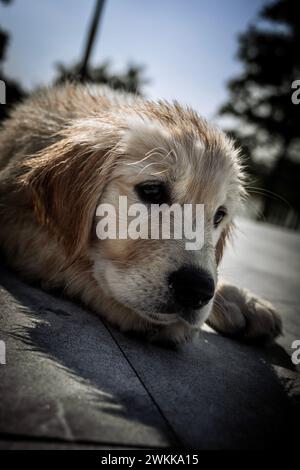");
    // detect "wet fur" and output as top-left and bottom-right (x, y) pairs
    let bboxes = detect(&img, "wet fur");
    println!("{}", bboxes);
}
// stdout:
(0, 83), (281, 344)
